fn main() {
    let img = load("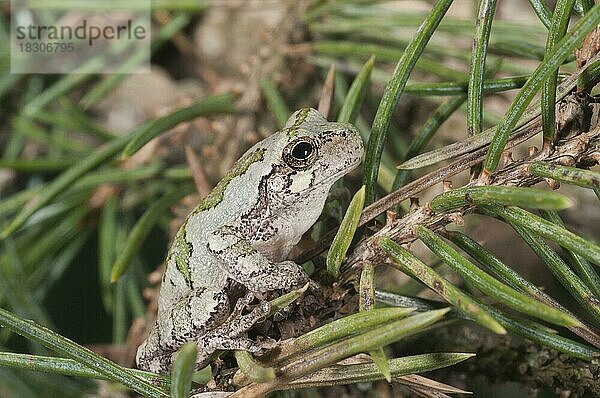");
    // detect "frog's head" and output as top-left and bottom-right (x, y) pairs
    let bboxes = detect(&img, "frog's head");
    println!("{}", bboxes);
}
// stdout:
(261, 108), (364, 206)
(281, 108), (363, 189)
(239, 108), (363, 255)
